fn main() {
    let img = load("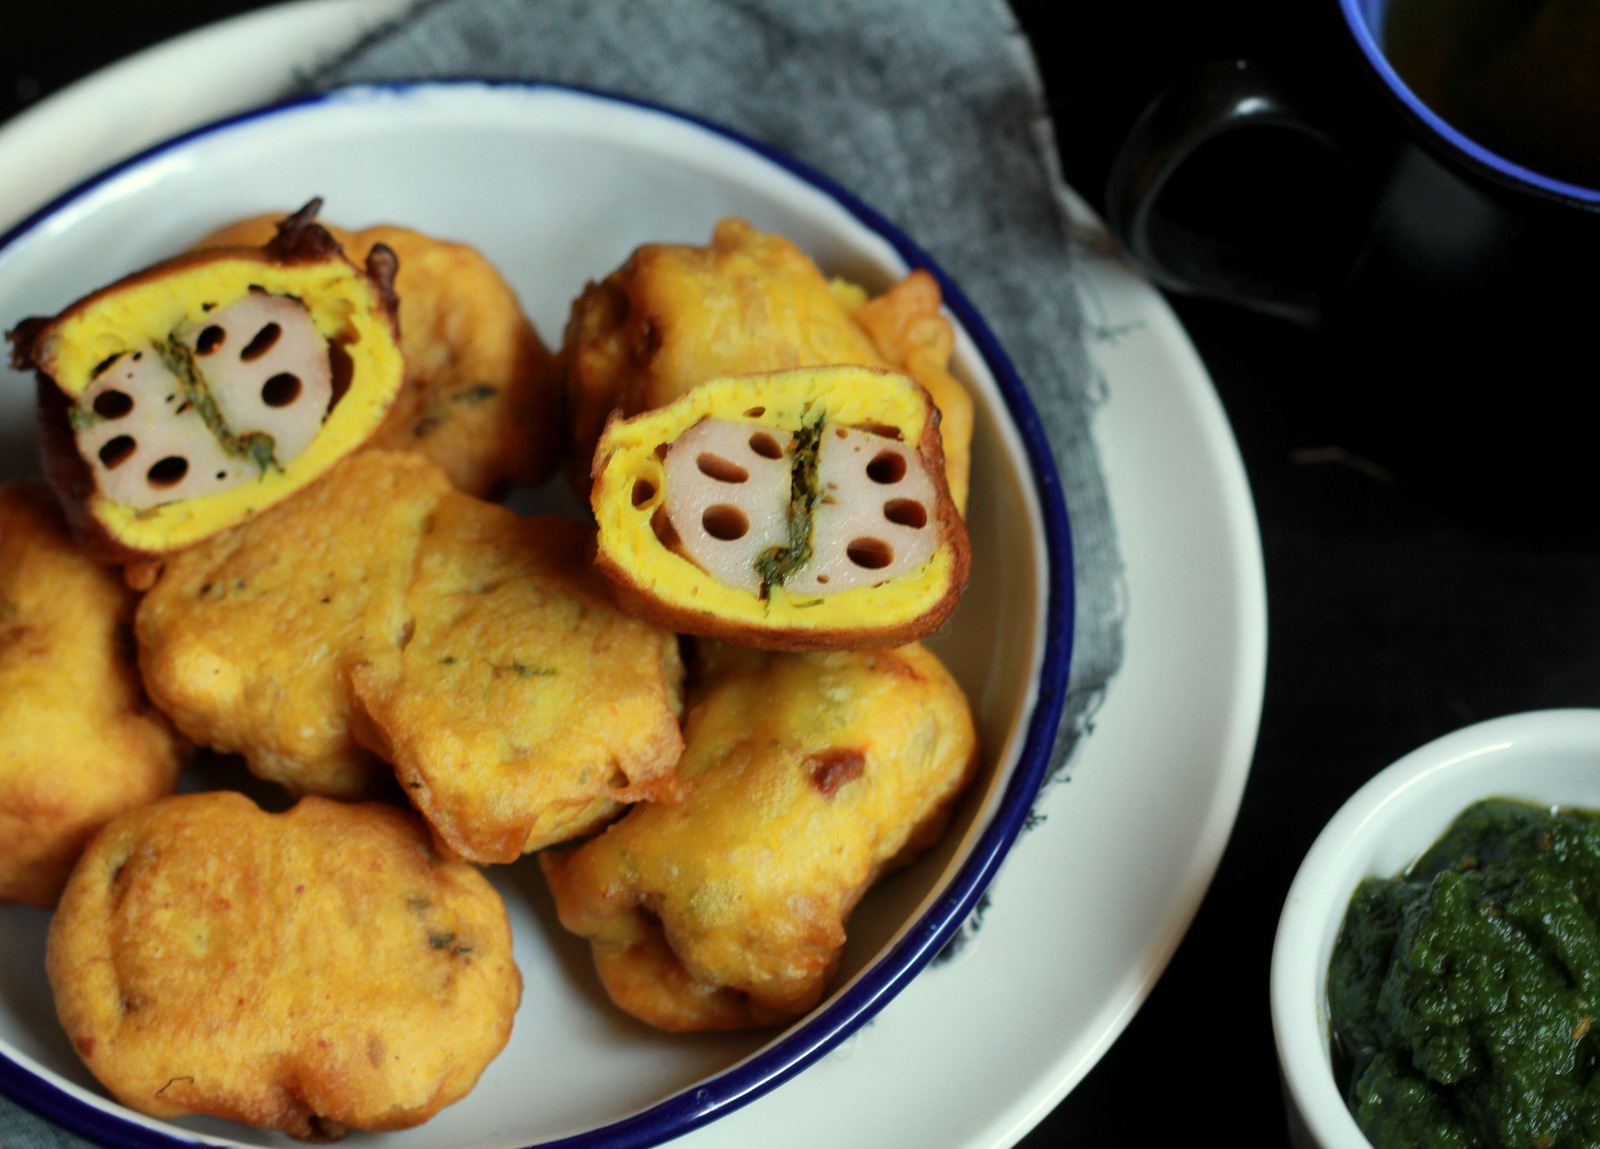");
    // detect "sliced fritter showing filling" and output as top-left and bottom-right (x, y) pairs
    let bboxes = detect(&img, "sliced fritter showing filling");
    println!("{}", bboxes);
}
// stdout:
(591, 366), (969, 650)
(0, 483), (187, 909)
(541, 641), (978, 1032)
(351, 499), (686, 863)
(135, 451), (450, 798)
(136, 450), (686, 844)
(560, 216), (972, 509)
(47, 792), (520, 1140)
(197, 215), (561, 495)
(8, 200), (404, 560)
